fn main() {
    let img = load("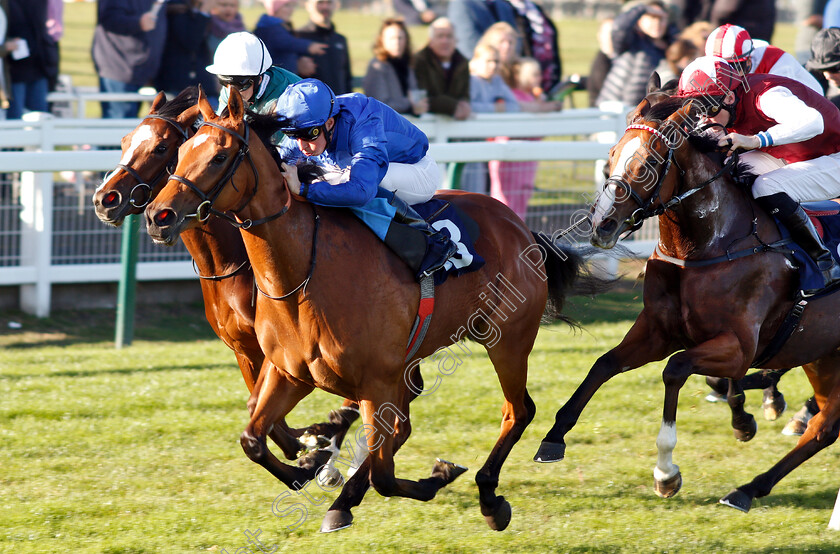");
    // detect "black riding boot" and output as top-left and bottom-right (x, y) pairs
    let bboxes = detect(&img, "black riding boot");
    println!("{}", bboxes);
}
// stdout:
(757, 192), (840, 296)
(388, 194), (458, 276)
